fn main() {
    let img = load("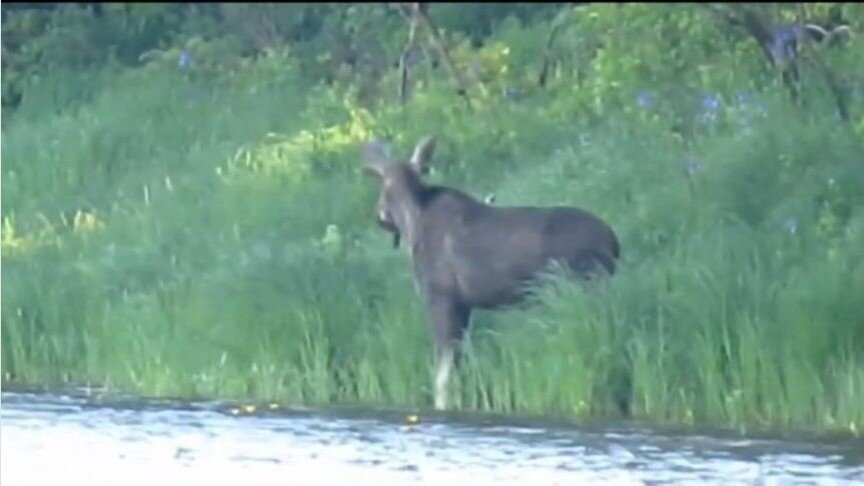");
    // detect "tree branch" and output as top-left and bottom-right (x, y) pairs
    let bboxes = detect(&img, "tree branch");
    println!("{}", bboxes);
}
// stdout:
(413, 3), (473, 110)
(538, 13), (567, 88)
(398, 9), (419, 104)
